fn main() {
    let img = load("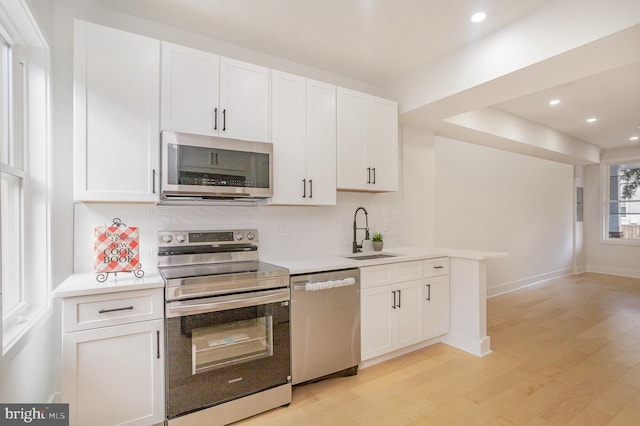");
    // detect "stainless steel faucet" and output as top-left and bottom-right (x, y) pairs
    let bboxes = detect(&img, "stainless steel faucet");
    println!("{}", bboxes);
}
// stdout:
(352, 207), (370, 253)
